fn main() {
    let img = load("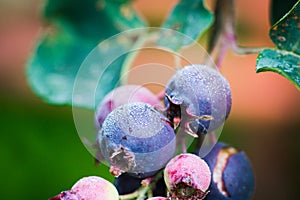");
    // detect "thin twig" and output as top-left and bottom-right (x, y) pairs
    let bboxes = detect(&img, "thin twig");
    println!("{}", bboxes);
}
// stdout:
(206, 0), (236, 68)
(119, 191), (139, 200)
(118, 171), (163, 200)
(206, 0), (267, 68)
(232, 45), (265, 55)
